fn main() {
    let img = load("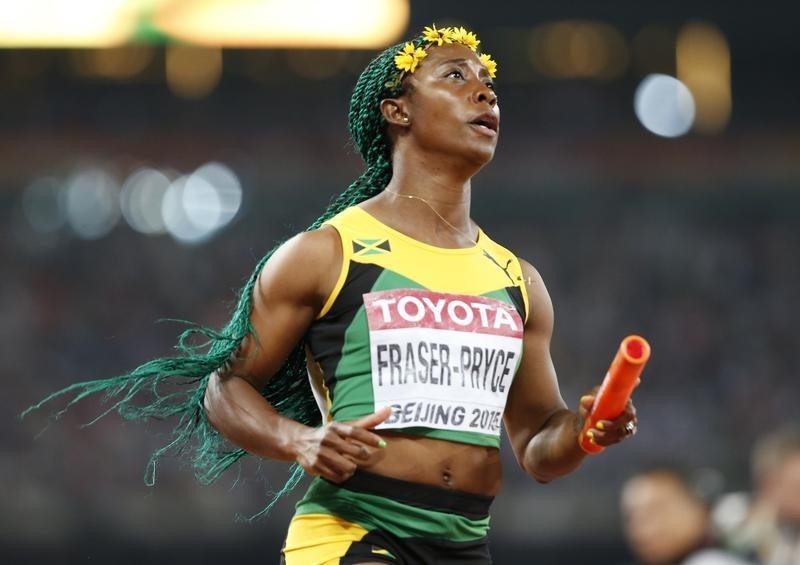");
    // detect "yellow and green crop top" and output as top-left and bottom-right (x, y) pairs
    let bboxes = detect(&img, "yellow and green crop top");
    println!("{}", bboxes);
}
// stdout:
(305, 206), (529, 448)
